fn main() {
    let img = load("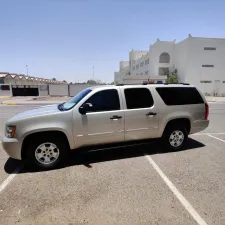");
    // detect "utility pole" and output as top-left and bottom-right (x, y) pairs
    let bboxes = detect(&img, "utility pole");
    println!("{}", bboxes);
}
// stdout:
(26, 65), (28, 76)
(92, 66), (95, 80)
